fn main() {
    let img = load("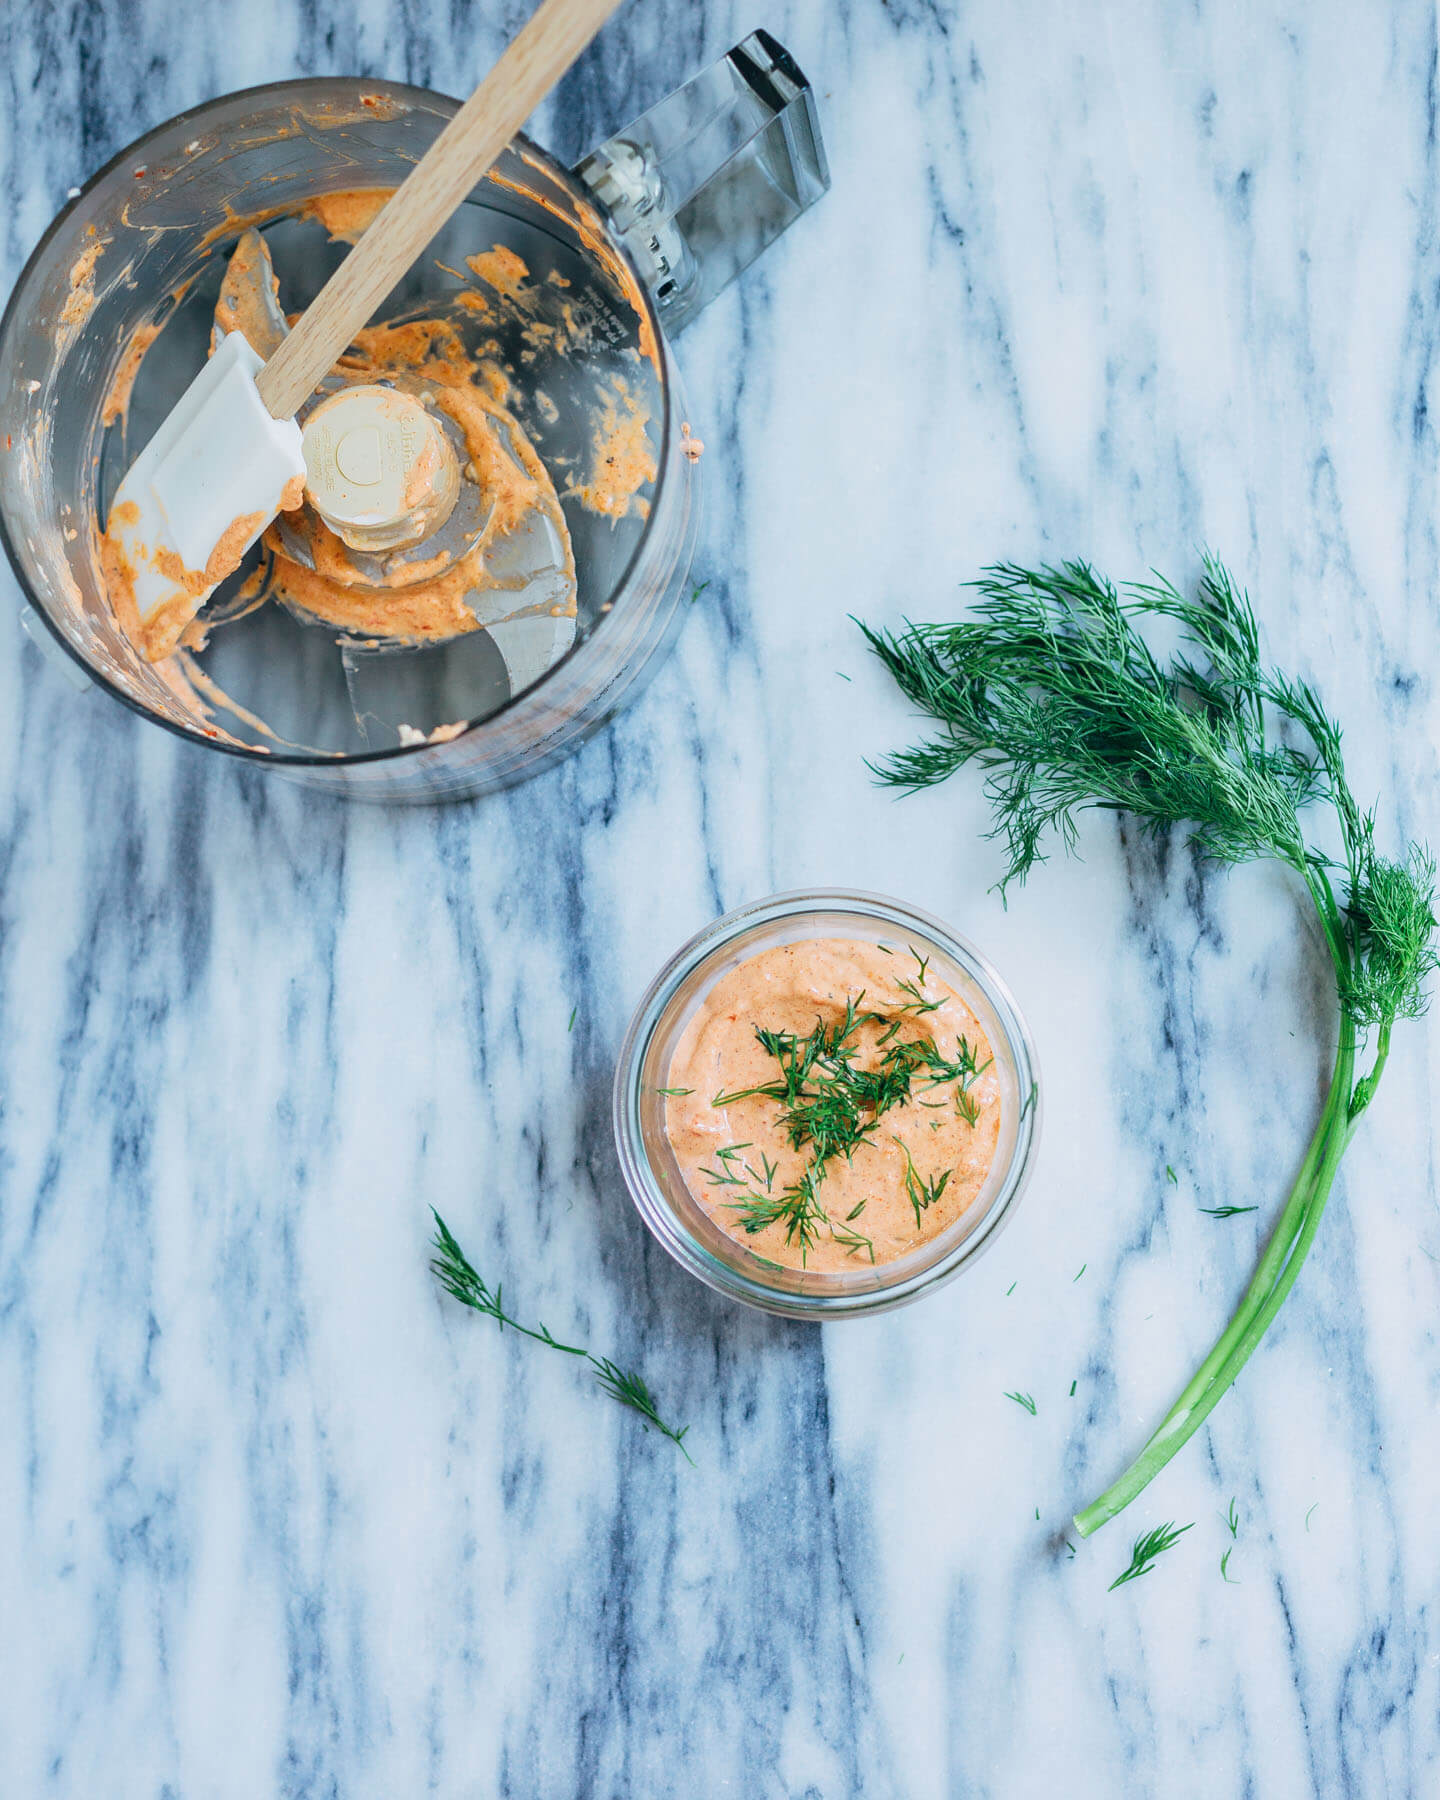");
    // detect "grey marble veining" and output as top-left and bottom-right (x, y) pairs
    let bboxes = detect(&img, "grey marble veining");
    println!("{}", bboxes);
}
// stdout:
(2, 2), (1439, 1795)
